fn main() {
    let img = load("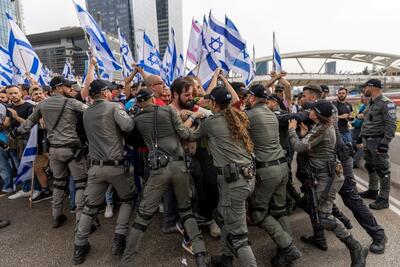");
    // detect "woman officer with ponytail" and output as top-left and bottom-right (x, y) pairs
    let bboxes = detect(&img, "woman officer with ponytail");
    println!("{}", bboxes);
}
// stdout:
(191, 85), (257, 267)
(288, 100), (368, 267)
